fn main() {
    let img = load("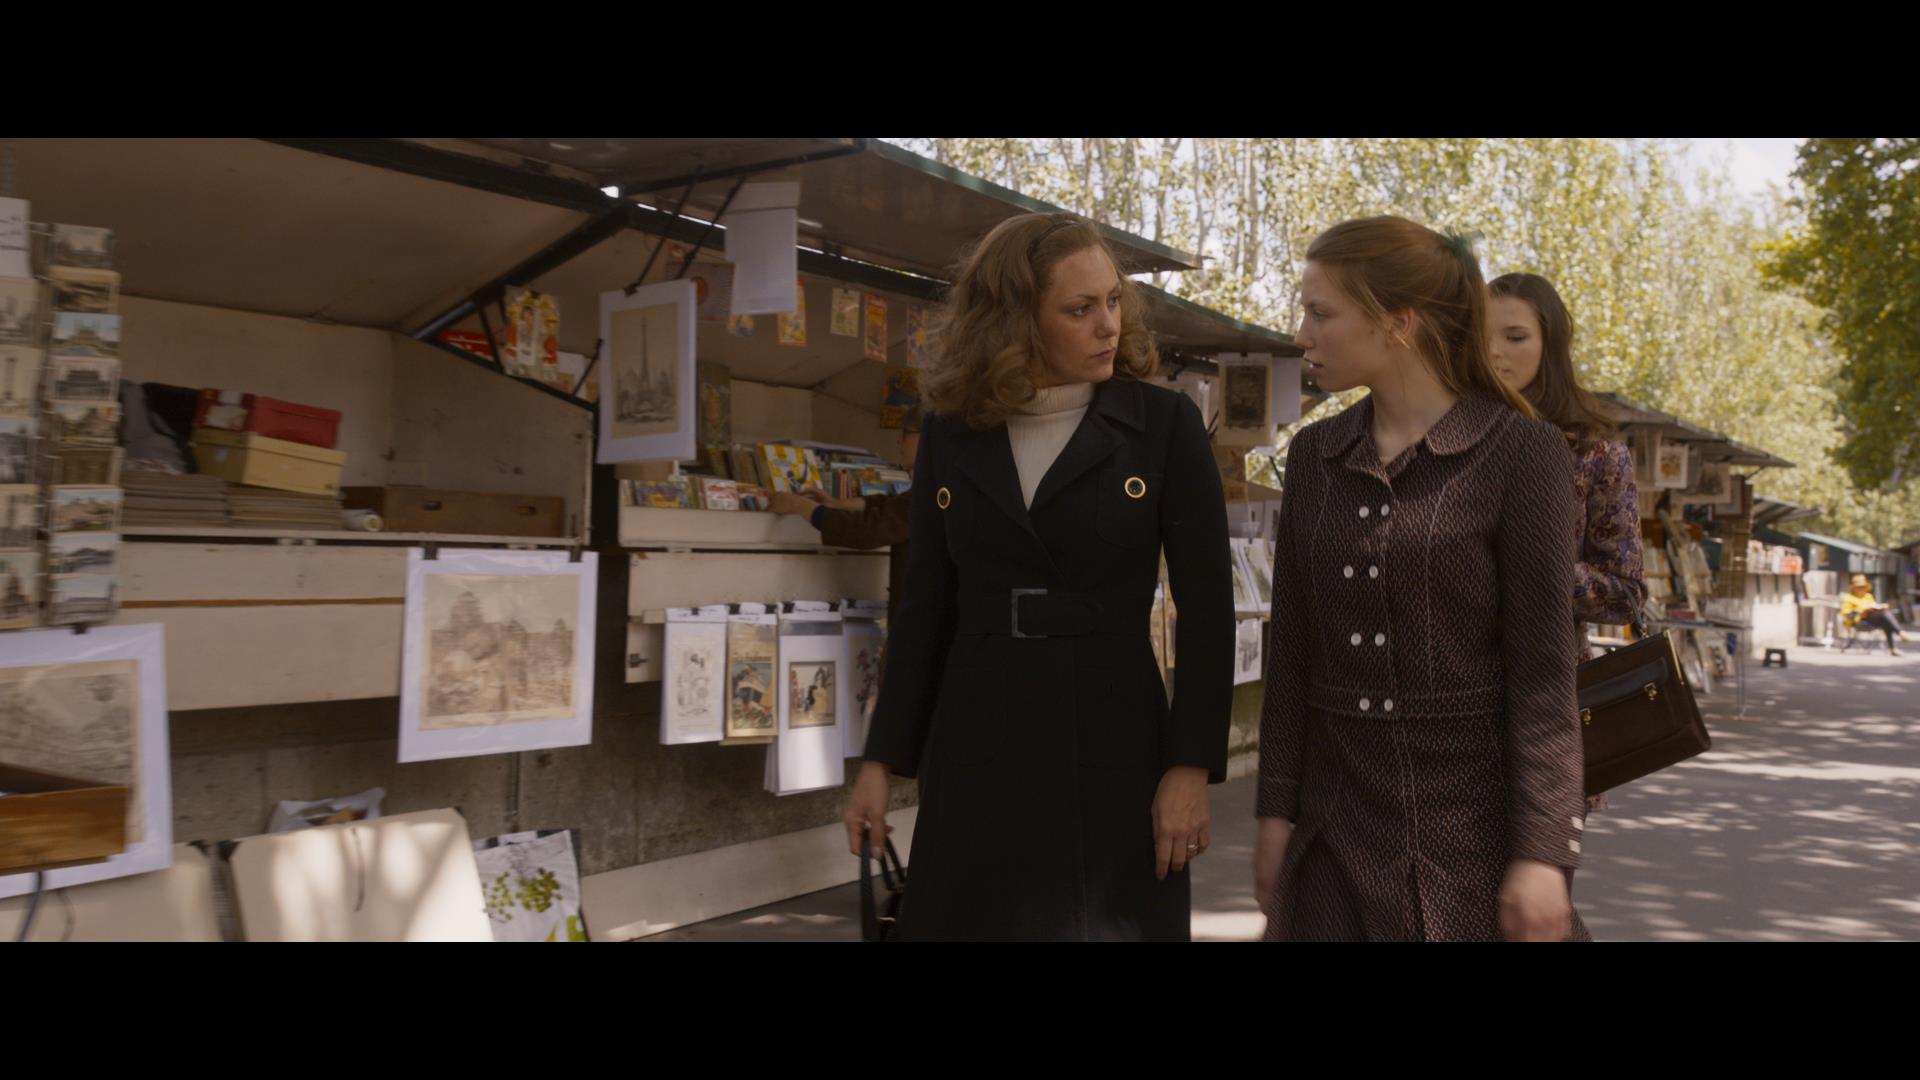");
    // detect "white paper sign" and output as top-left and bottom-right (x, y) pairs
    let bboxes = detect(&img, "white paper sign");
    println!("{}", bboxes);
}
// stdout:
(725, 183), (801, 317)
